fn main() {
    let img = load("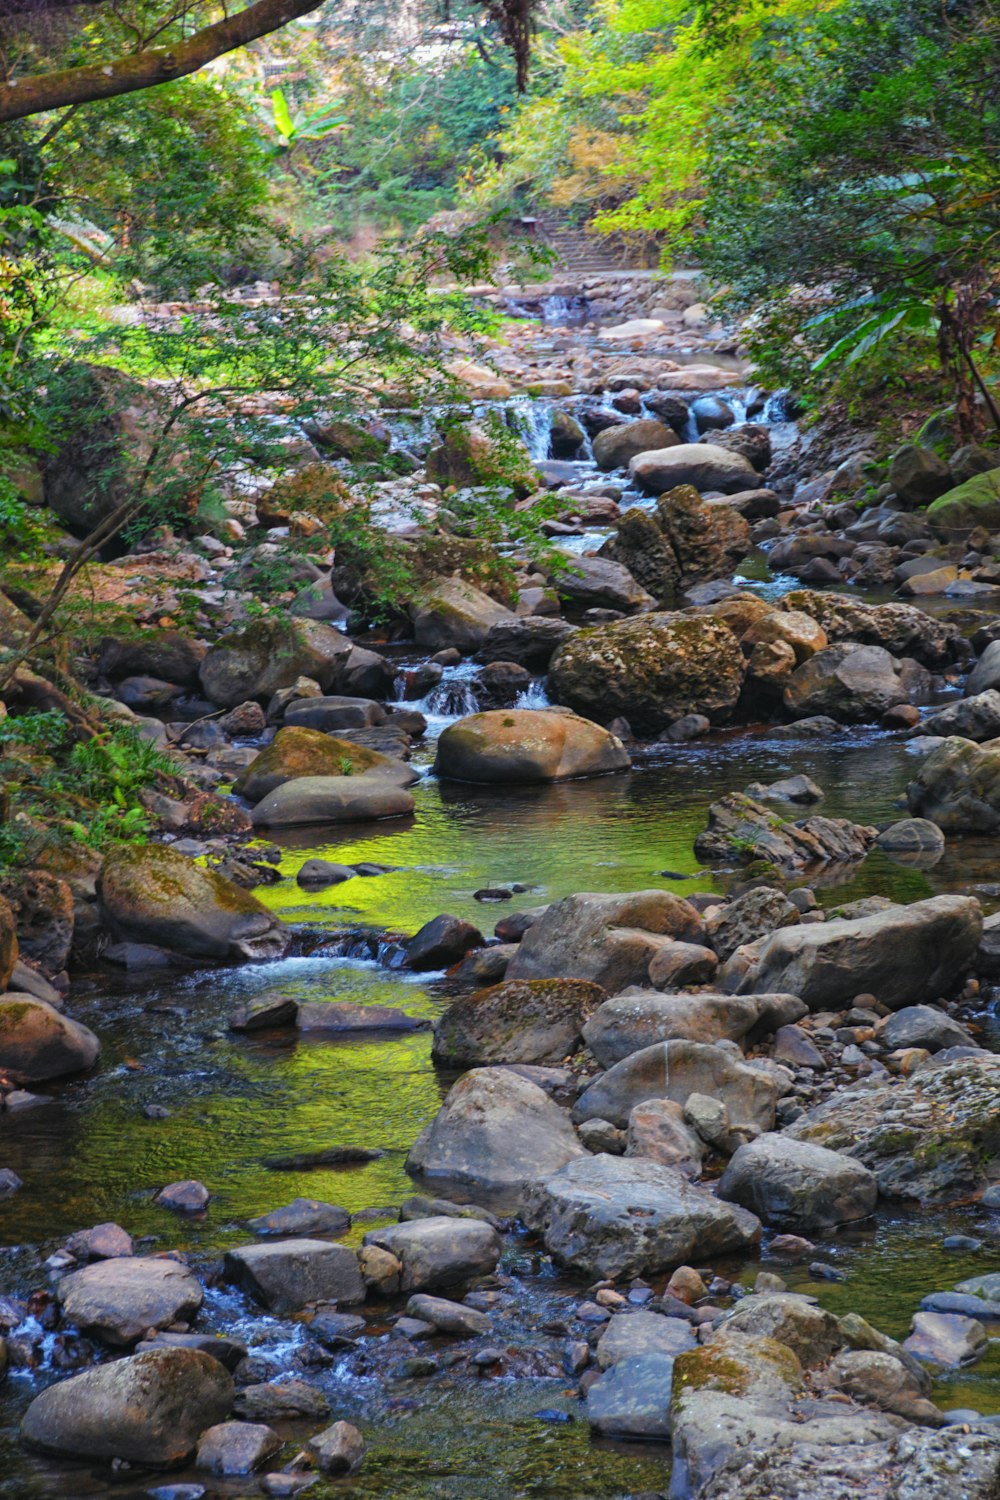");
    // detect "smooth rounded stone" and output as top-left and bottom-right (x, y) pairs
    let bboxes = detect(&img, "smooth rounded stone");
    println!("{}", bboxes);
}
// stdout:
(647, 940), (718, 988)
(919, 690), (1000, 742)
(585, 1352), (676, 1440)
(966, 639), (1000, 697)
(432, 978), (606, 1067)
(283, 695), (386, 732)
(251, 775), (414, 828)
(722, 1293), (844, 1367)
(981, 1186), (1000, 1209)
(199, 617), (352, 707)
(548, 613), (746, 736)
(881, 1005), (974, 1054)
(296, 859), (355, 888)
(571, 1038), (777, 1134)
(135, 1331), (248, 1371)
(578, 1118), (627, 1154)
(21, 1348), (233, 1465)
(0, 996), (99, 1084)
(64, 1223), (134, 1261)
(717, 1134), (877, 1233)
(875, 818), (946, 855)
(155, 1179), (210, 1213)
(827, 1349), (942, 1424)
(99, 843), (288, 963)
(593, 418), (678, 471)
(57, 1256), (204, 1347)
(405, 1294), (492, 1337)
(228, 994), (299, 1032)
(507, 890), (704, 991)
(724, 895), (982, 1012)
(234, 1379), (330, 1421)
(435, 708), (630, 785)
(405, 1067), (585, 1195)
(224, 1240), (364, 1313)
(942, 1234), (982, 1251)
(306, 1420), (365, 1475)
(520, 1155), (760, 1279)
(920, 1292), (1000, 1322)
(196, 1421), (281, 1476)
(630, 443), (759, 496)
(907, 736), (1000, 833)
(406, 913), (485, 971)
(235, 728), (415, 804)
(247, 1199), (350, 1237)
(903, 1311), (988, 1367)
(409, 575), (517, 654)
(548, 551), (655, 614)
(957, 1273), (1000, 1300)
(582, 992), (744, 1069)
(596, 1309), (697, 1369)
(309, 1309), (367, 1346)
(626, 1099), (704, 1177)
(783, 643), (911, 724)
(362, 1217), (501, 1292)
(296, 1001), (429, 1034)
